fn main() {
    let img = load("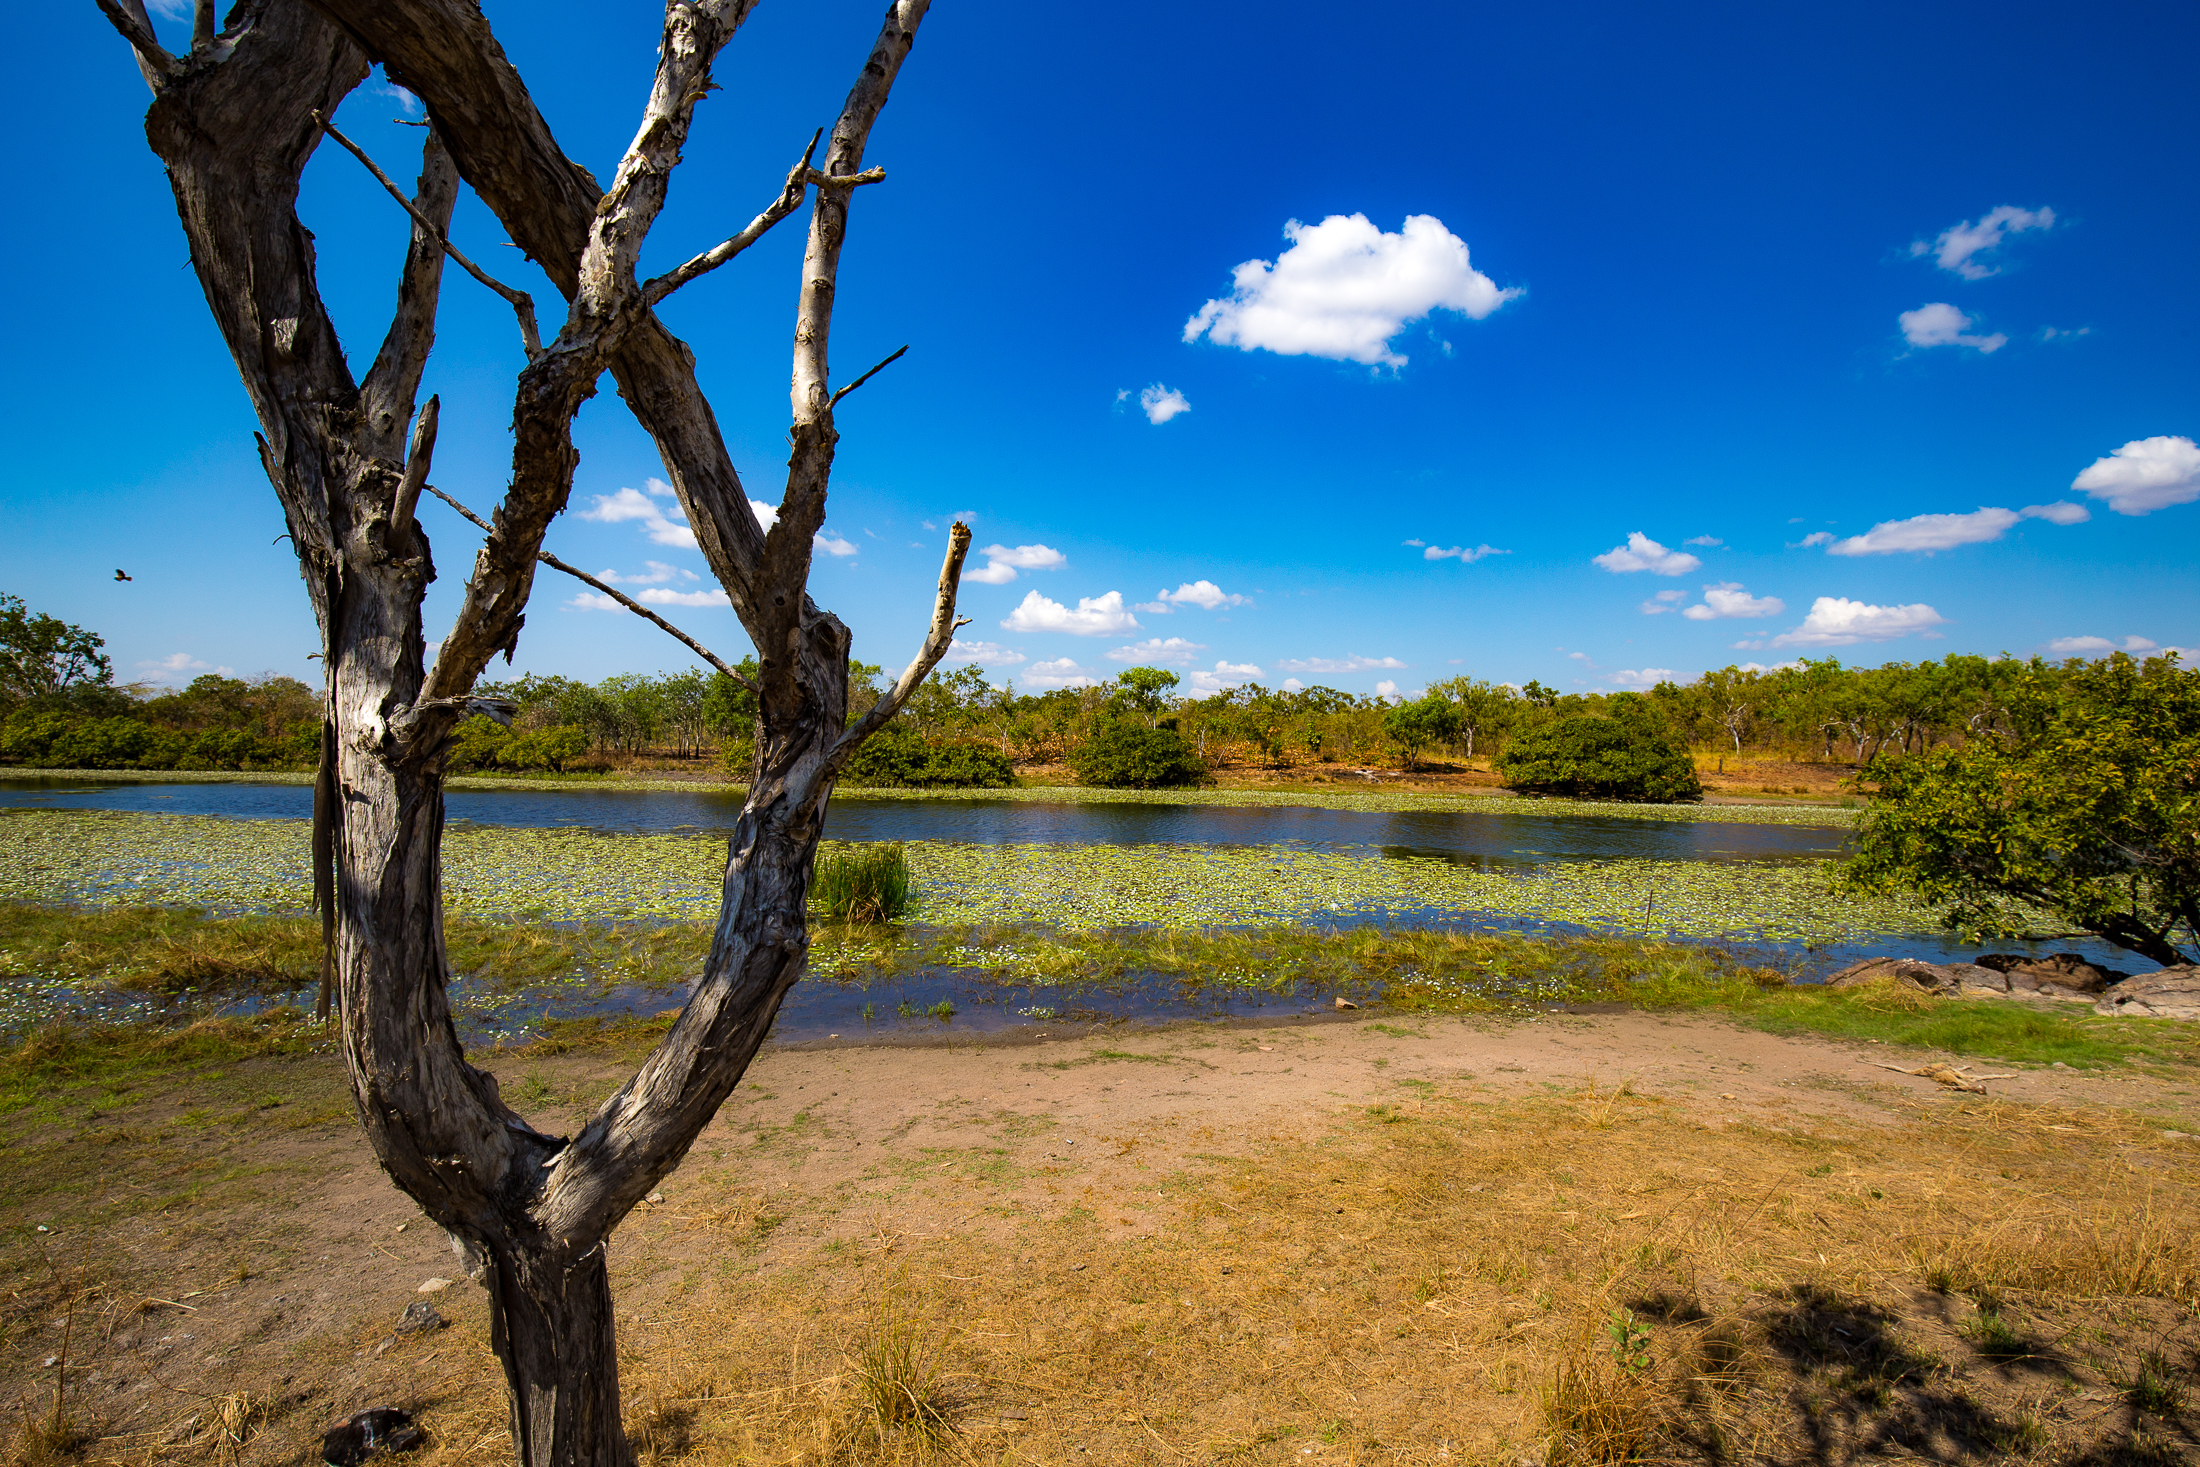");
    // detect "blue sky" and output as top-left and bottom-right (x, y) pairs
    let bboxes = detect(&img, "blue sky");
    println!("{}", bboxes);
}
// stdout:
(5, 0), (2195, 700)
